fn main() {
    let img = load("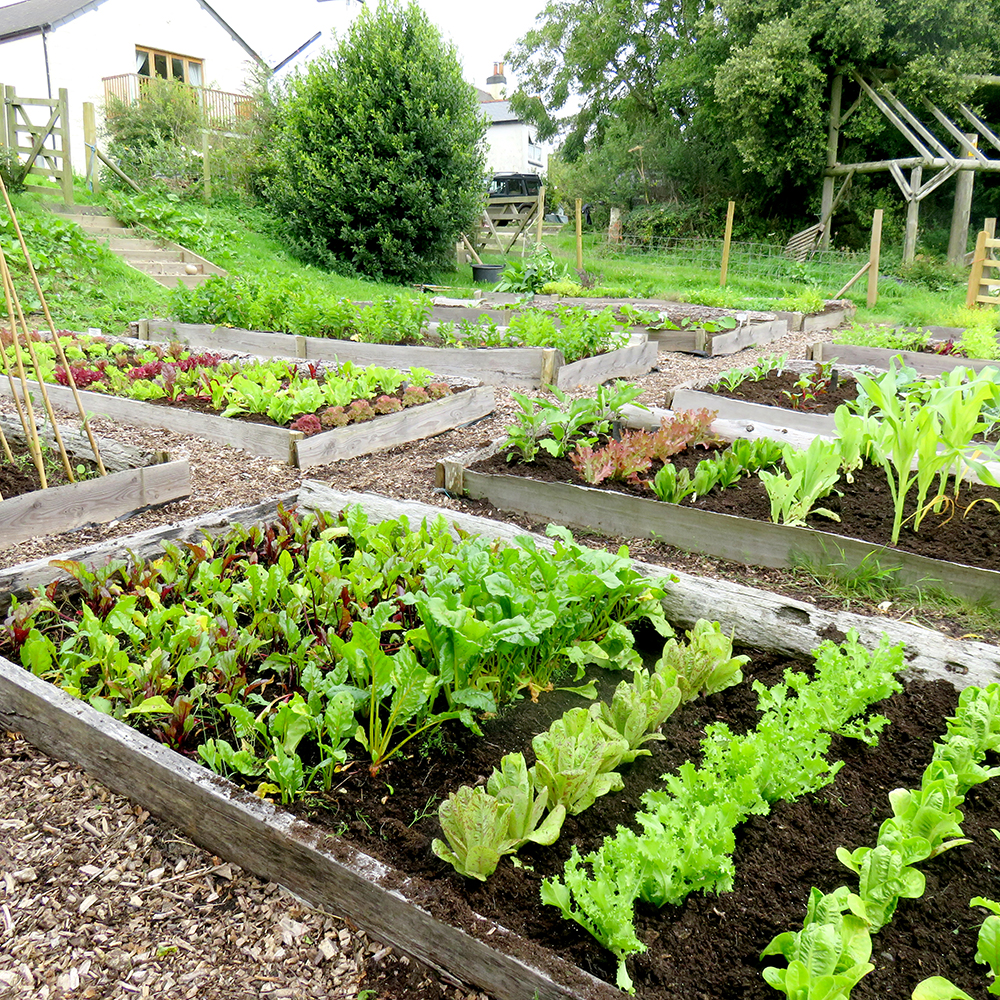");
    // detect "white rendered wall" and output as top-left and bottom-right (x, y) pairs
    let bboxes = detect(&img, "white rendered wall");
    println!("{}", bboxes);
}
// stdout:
(485, 122), (544, 176)
(0, 0), (258, 179)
